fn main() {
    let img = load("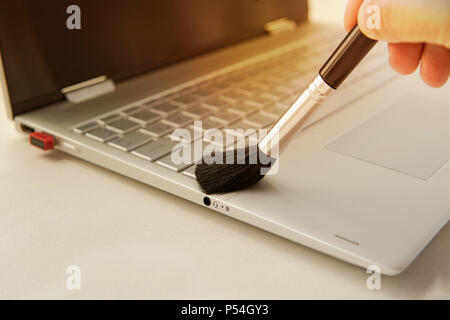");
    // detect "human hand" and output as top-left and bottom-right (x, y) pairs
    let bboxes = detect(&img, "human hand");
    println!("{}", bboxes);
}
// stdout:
(344, 0), (450, 87)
